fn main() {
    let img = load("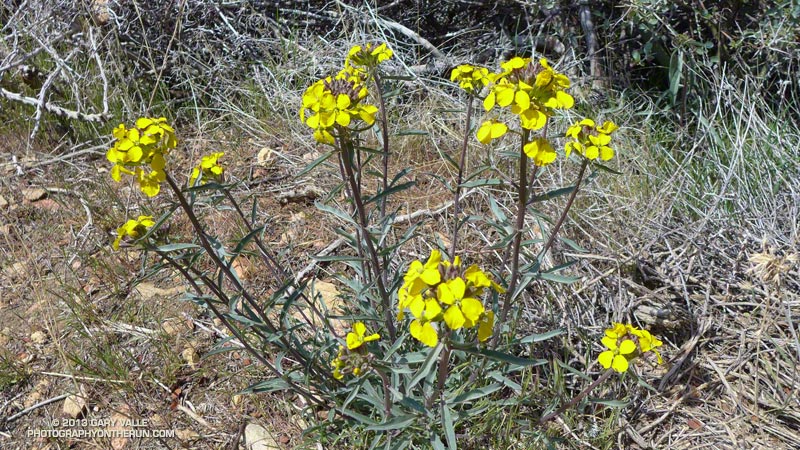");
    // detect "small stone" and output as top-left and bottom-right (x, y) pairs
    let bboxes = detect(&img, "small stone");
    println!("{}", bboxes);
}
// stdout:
(232, 257), (252, 281)
(30, 330), (48, 345)
(161, 318), (194, 337)
(257, 148), (274, 167)
(0, 195), (8, 208)
(24, 391), (42, 408)
(3, 261), (28, 280)
(245, 423), (280, 450)
(136, 282), (184, 300)
(62, 389), (88, 418)
(149, 414), (166, 427)
(22, 187), (47, 202)
(181, 347), (200, 367)
(109, 407), (131, 450)
(175, 429), (200, 441)
(232, 394), (242, 406)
